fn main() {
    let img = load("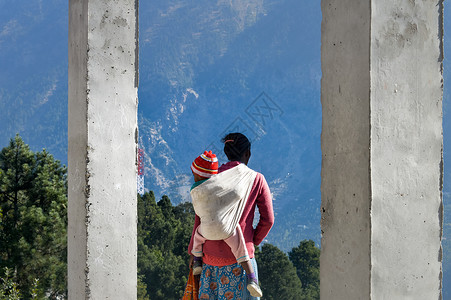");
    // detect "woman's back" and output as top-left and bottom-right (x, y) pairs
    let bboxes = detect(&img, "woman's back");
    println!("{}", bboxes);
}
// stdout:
(188, 161), (274, 266)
